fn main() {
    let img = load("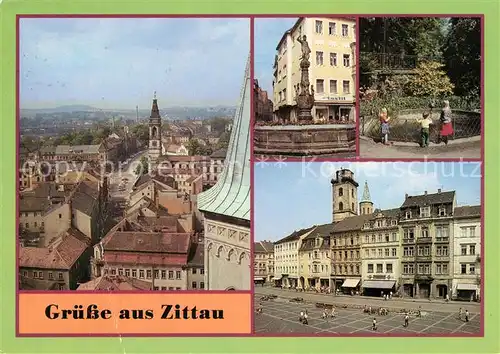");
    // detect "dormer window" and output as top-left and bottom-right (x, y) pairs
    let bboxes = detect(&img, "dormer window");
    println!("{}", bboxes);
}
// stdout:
(376, 220), (383, 227)
(420, 206), (430, 218)
(363, 222), (370, 229)
(439, 206), (447, 217)
(405, 210), (412, 219)
(391, 220), (397, 226)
